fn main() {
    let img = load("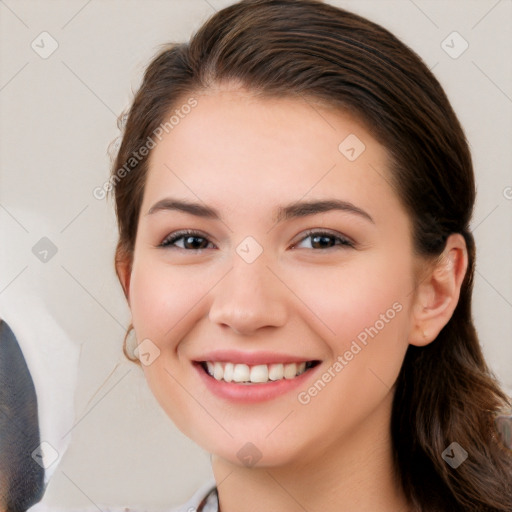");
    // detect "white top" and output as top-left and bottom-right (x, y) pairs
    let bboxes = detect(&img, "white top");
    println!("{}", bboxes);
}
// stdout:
(175, 481), (218, 512)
